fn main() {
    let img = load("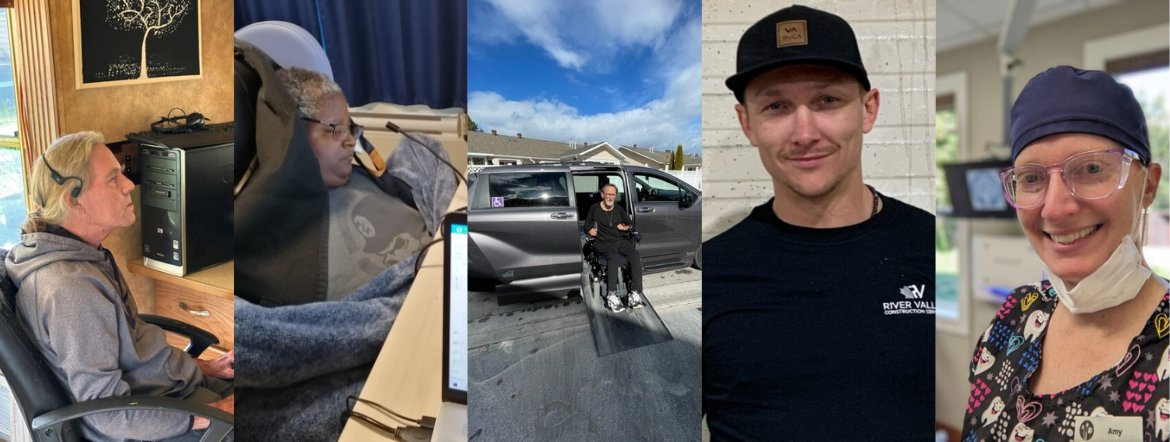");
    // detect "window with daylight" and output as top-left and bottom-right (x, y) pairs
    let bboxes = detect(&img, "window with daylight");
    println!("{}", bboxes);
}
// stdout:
(1113, 62), (1169, 277)
(1084, 24), (1170, 277)
(0, 8), (24, 250)
(935, 72), (969, 335)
